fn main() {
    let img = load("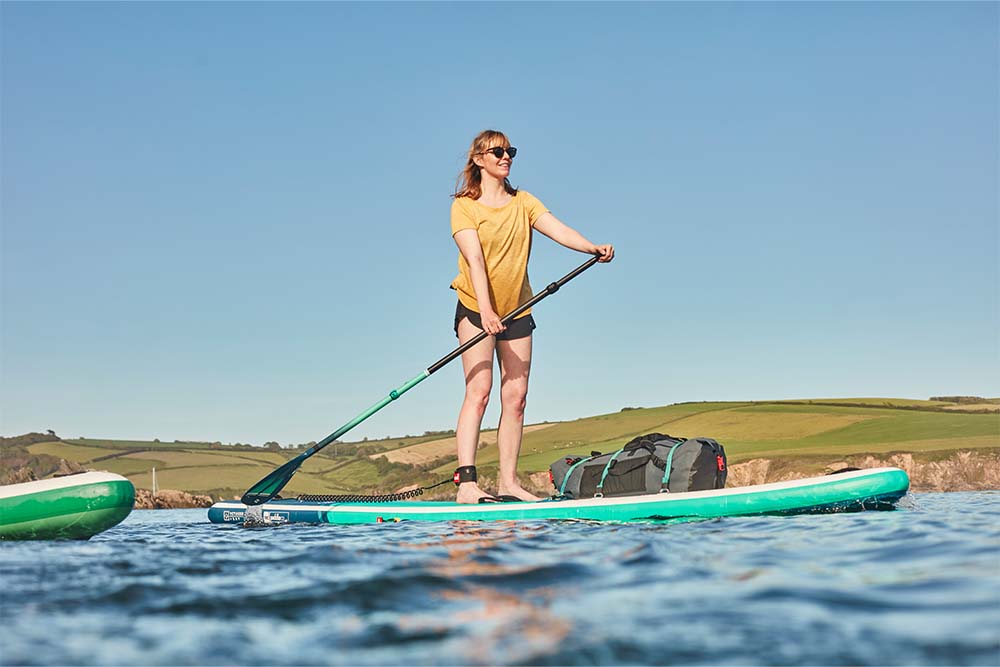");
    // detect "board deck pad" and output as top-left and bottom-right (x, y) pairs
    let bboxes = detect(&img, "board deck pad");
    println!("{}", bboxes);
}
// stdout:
(209, 468), (910, 525)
